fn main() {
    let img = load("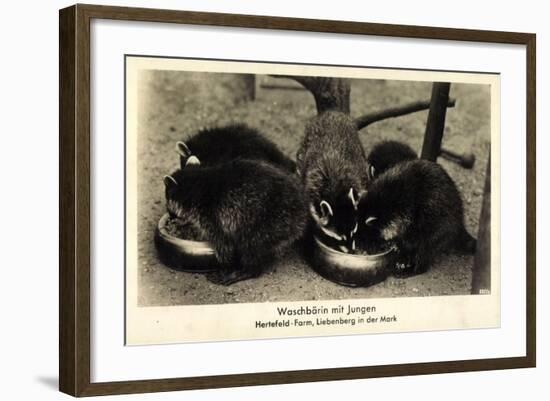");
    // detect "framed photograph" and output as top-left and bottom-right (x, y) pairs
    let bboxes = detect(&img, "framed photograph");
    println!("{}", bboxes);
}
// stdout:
(59, 4), (536, 397)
